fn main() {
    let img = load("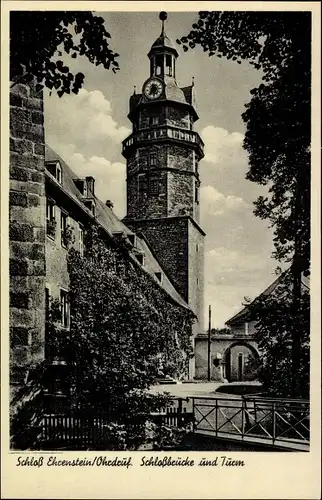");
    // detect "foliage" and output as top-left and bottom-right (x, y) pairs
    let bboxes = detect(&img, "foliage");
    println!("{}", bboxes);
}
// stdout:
(61, 225), (75, 248)
(10, 11), (120, 96)
(178, 11), (311, 397)
(210, 327), (231, 335)
(46, 218), (56, 238)
(151, 421), (193, 450)
(177, 11), (310, 274)
(44, 226), (194, 449)
(246, 271), (310, 398)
